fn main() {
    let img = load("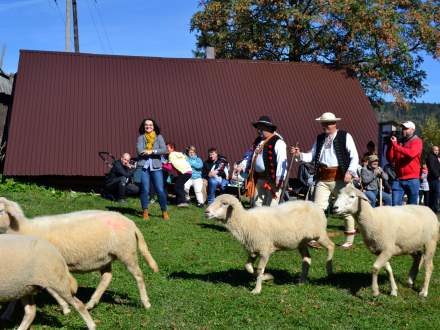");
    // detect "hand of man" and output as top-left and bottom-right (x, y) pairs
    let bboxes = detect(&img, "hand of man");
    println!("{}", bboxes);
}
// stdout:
(390, 136), (397, 143)
(290, 146), (301, 157)
(208, 170), (218, 177)
(141, 150), (153, 156)
(344, 172), (352, 184)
